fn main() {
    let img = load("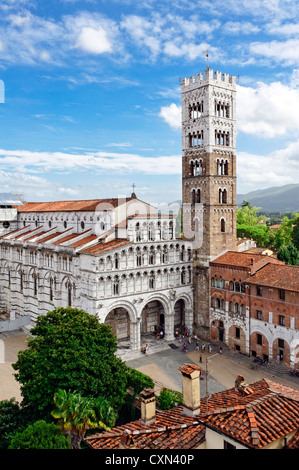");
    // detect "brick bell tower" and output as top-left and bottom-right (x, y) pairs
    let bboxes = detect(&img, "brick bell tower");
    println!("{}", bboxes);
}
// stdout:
(181, 67), (237, 339)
